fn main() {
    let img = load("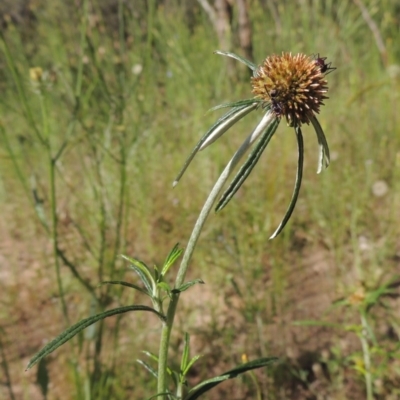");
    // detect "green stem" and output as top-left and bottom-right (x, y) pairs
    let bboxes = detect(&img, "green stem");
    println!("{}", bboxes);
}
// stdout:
(360, 311), (373, 400)
(157, 112), (276, 396)
(38, 87), (69, 325)
(49, 157), (70, 325)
